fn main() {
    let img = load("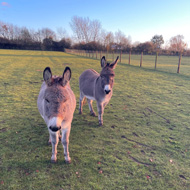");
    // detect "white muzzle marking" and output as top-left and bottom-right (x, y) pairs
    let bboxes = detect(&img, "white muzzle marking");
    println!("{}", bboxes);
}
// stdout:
(104, 85), (111, 94)
(48, 117), (62, 132)
(104, 85), (111, 91)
